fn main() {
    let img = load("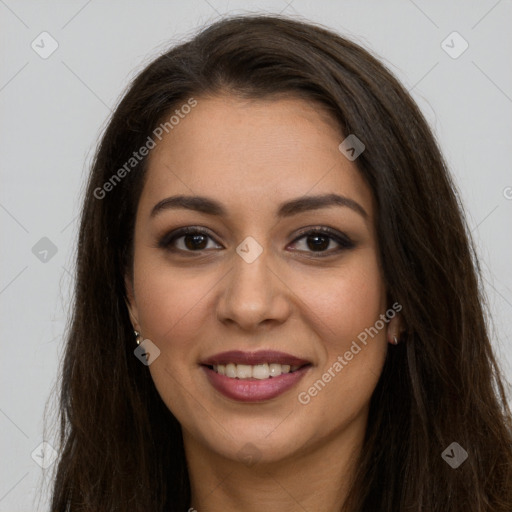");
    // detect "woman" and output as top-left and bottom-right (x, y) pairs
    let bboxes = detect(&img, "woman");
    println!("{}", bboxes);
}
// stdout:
(50, 14), (512, 512)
